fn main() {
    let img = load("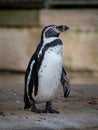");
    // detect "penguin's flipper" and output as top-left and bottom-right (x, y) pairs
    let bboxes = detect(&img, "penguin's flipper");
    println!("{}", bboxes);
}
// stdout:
(61, 67), (70, 97)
